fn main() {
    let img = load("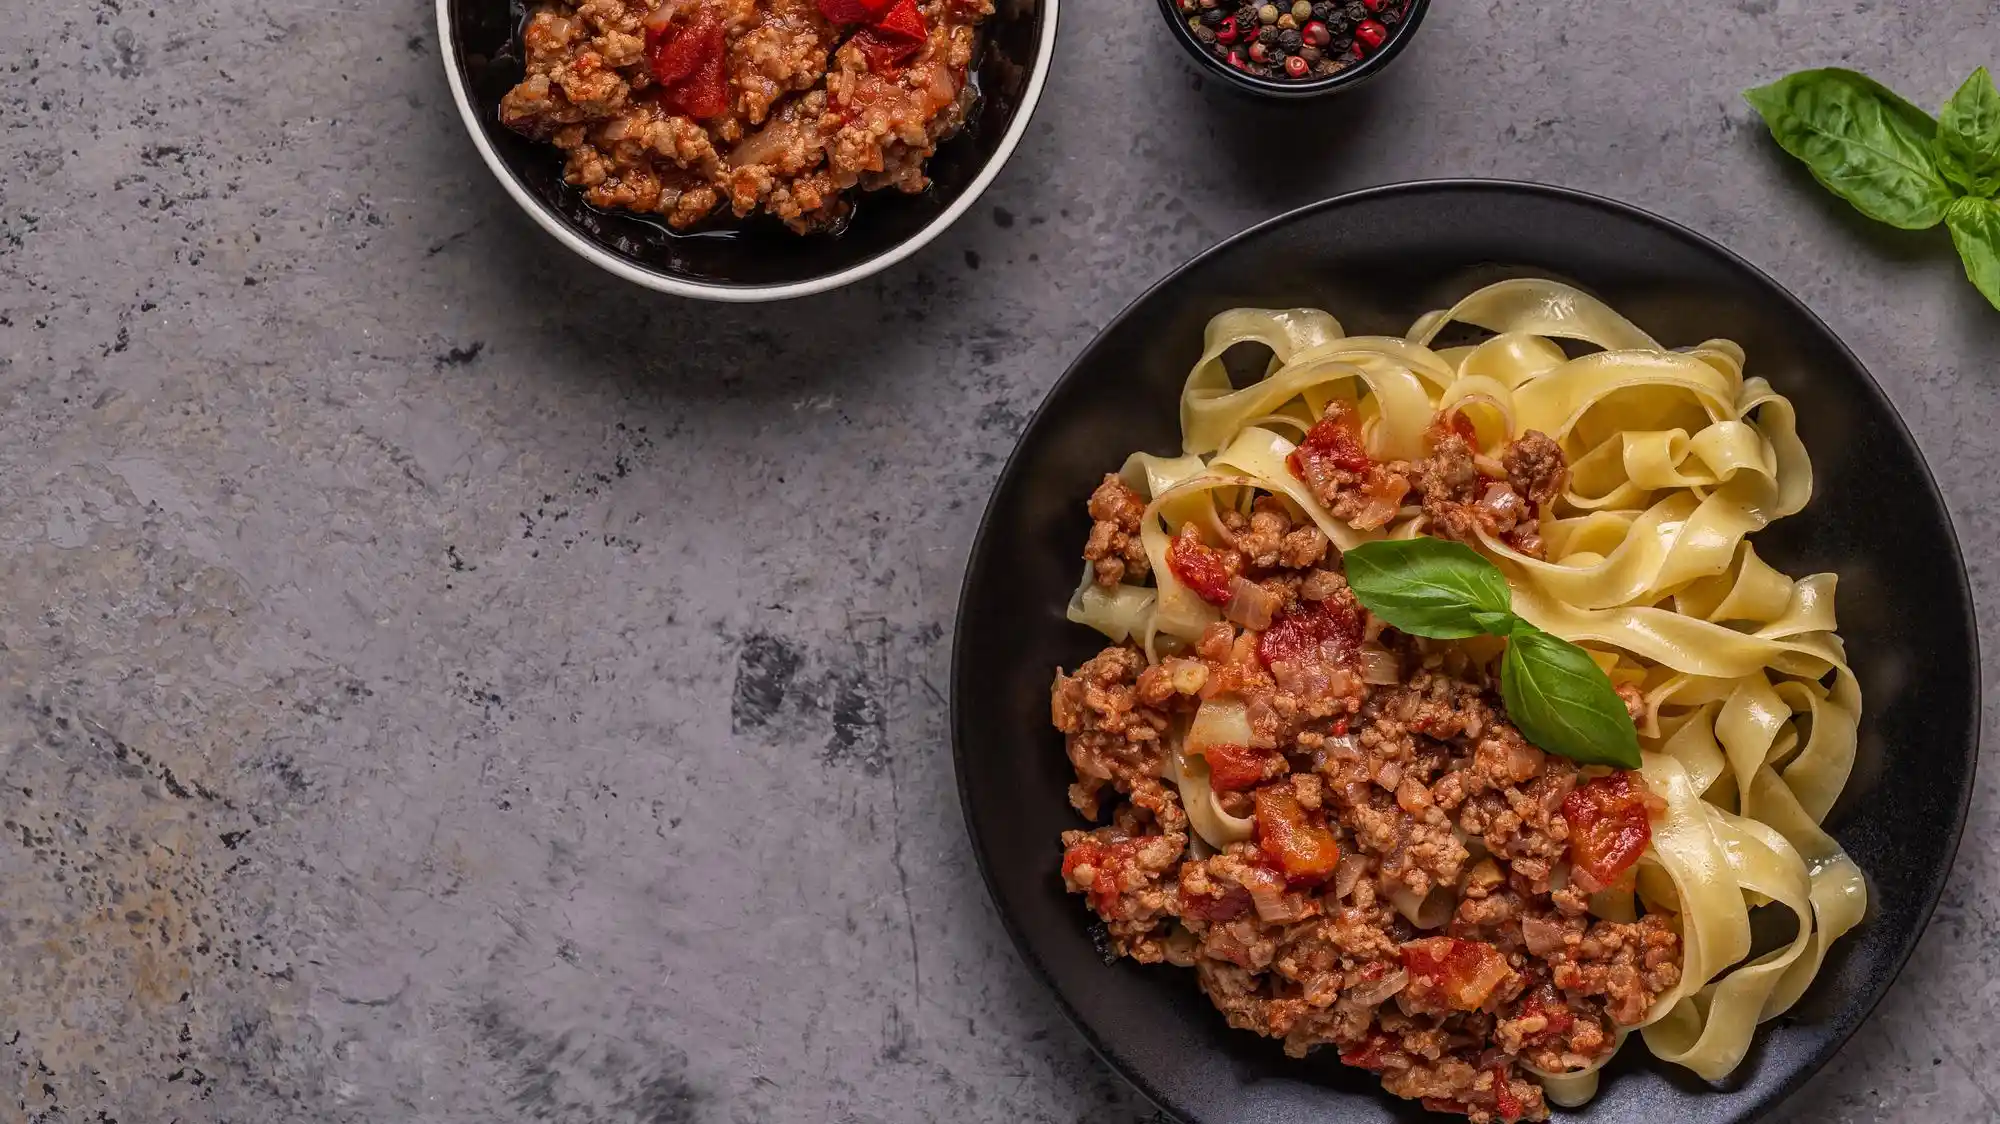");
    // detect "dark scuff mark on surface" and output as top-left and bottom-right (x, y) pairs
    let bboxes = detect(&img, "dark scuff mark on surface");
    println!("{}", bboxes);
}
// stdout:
(730, 633), (802, 735)
(470, 998), (708, 1123)
(823, 617), (888, 775)
(435, 341), (485, 368)
(731, 627), (893, 775)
